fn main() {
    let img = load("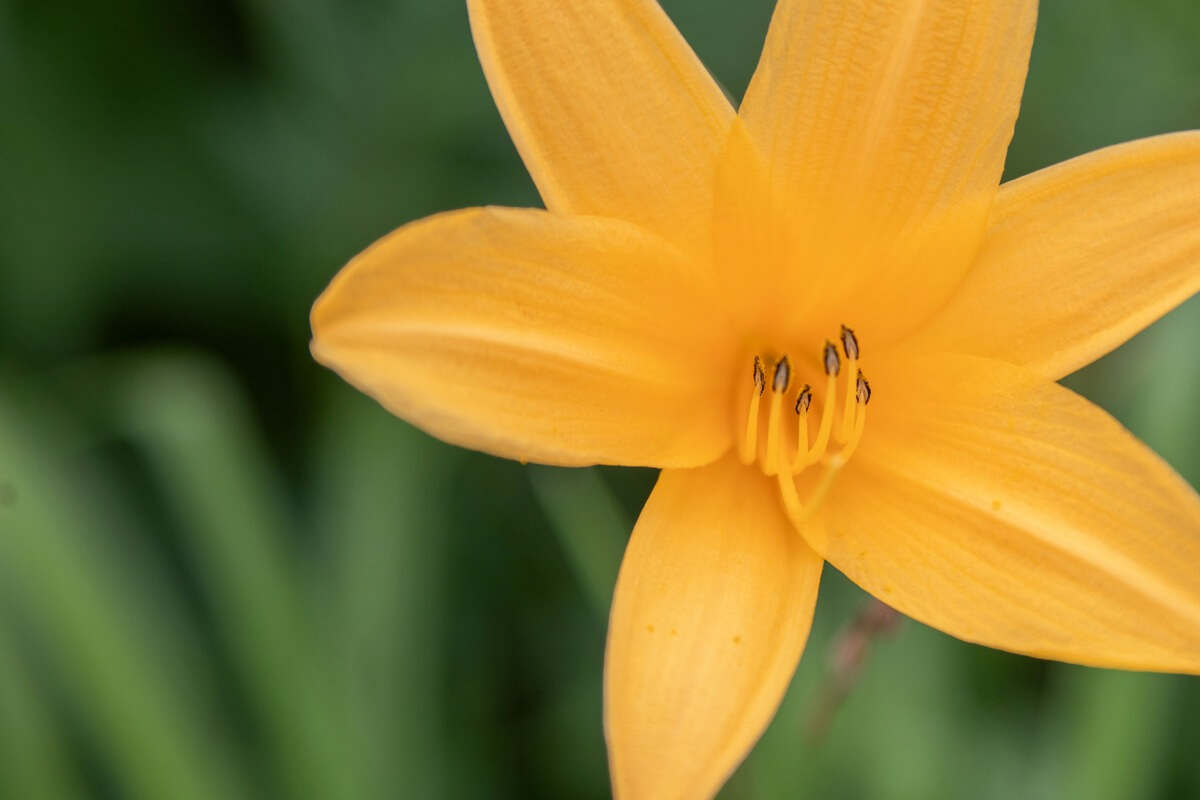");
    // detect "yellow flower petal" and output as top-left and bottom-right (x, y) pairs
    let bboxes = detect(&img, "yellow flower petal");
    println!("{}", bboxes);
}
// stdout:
(808, 353), (1200, 674)
(311, 207), (733, 468)
(904, 132), (1200, 380)
(710, 119), (800, 342)
(467, 0), (733, 258)
(605, 455), (823, 799)
(737, 0), (1037, 344)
